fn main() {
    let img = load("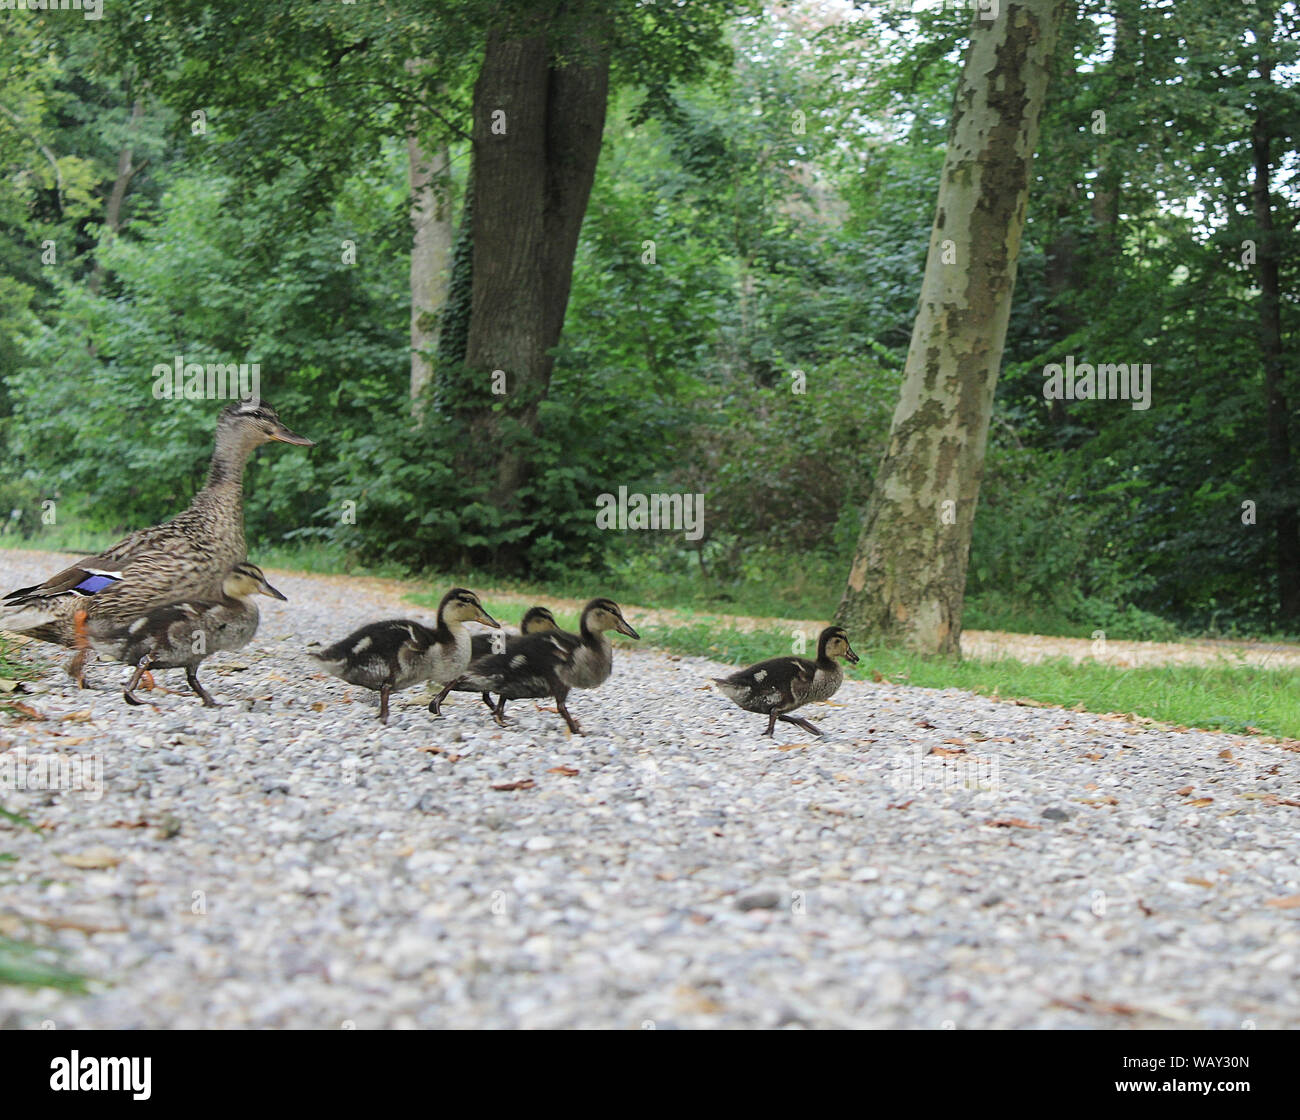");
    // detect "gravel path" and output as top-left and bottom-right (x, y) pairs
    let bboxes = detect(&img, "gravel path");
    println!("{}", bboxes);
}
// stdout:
(2, 548), (1299, 1029)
